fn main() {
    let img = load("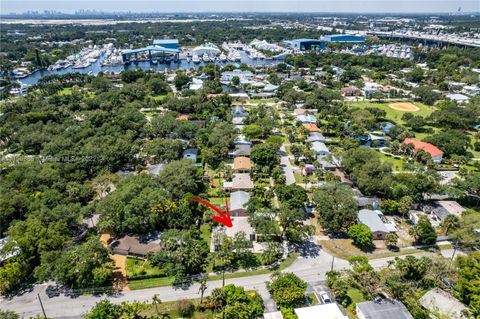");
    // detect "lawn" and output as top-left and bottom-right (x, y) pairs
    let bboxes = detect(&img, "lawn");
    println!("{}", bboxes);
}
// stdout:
(140, 298), (214, 319)
(344, 288), (366, 319)
(150, 93), (171, 100)
(348, 101), (435, 125)
(307, 293), (319, 305)
(57, 87), (72, 95)
(376, 150), (406, 171)
(125, 258), (166, 279)
(128, 276), (175, 290)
